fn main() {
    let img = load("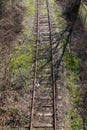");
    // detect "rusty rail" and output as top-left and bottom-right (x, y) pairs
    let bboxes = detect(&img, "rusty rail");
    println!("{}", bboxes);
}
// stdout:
(29, 0), (39, 129)
(46, 0), (57, 130)
(29, 0), (57, 129)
